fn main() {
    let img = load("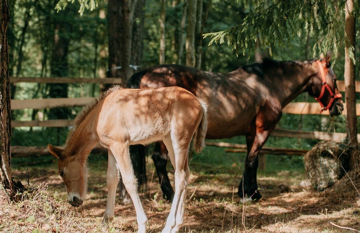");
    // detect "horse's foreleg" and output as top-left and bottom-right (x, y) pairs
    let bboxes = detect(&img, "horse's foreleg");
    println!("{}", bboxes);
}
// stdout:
(238, 131), (270, 201)
(118, 145), (147, 204)
(238, 103), (281, 201)
(152, 142), (174, 201)
(110, 142), (148, 233)
(103, 150), (120, 224)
